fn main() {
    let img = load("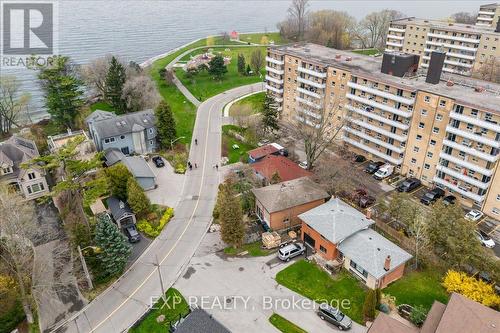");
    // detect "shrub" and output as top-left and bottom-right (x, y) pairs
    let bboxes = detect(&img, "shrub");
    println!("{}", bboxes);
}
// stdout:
(363, 288), (377, 321)
(443, 270), (500, 307)
(137, 207), (174, 238)
(409, 305), (428, 326)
